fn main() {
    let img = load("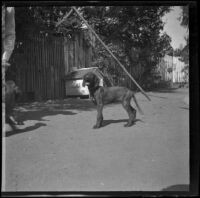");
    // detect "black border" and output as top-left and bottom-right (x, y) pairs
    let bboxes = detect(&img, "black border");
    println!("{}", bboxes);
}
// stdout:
(2, 0), (194, 7)
(1, 0), (199, 197)
(188, 0), (199, 196)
